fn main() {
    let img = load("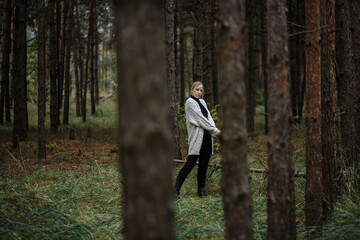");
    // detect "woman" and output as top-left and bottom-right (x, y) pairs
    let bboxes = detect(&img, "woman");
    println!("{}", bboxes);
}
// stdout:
(174, 81), (221, 197)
